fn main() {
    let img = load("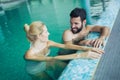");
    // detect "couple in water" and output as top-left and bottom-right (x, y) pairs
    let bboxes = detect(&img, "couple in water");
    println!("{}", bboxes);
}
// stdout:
(24, 8), (109, 80)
